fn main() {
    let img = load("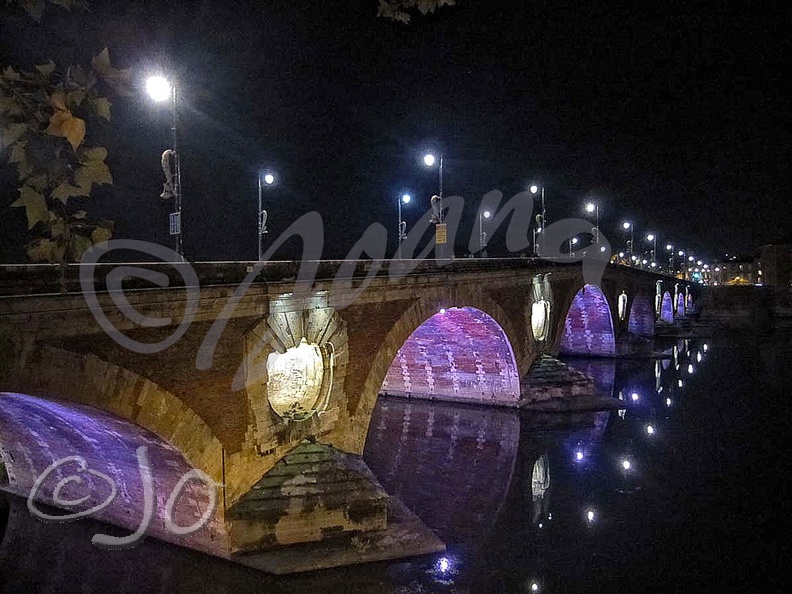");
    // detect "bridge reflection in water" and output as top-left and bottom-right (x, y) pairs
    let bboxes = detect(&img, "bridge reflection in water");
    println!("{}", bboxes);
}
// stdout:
(0, 340), (728, 593)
